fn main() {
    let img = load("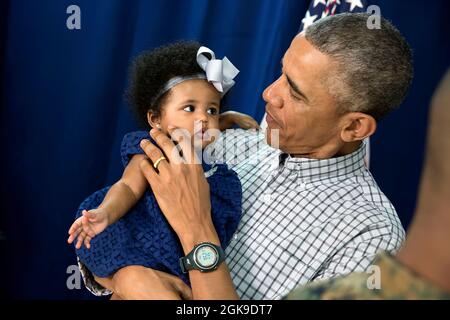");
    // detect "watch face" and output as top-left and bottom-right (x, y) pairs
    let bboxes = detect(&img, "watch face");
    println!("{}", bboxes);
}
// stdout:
(194, 245), (218, 269)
